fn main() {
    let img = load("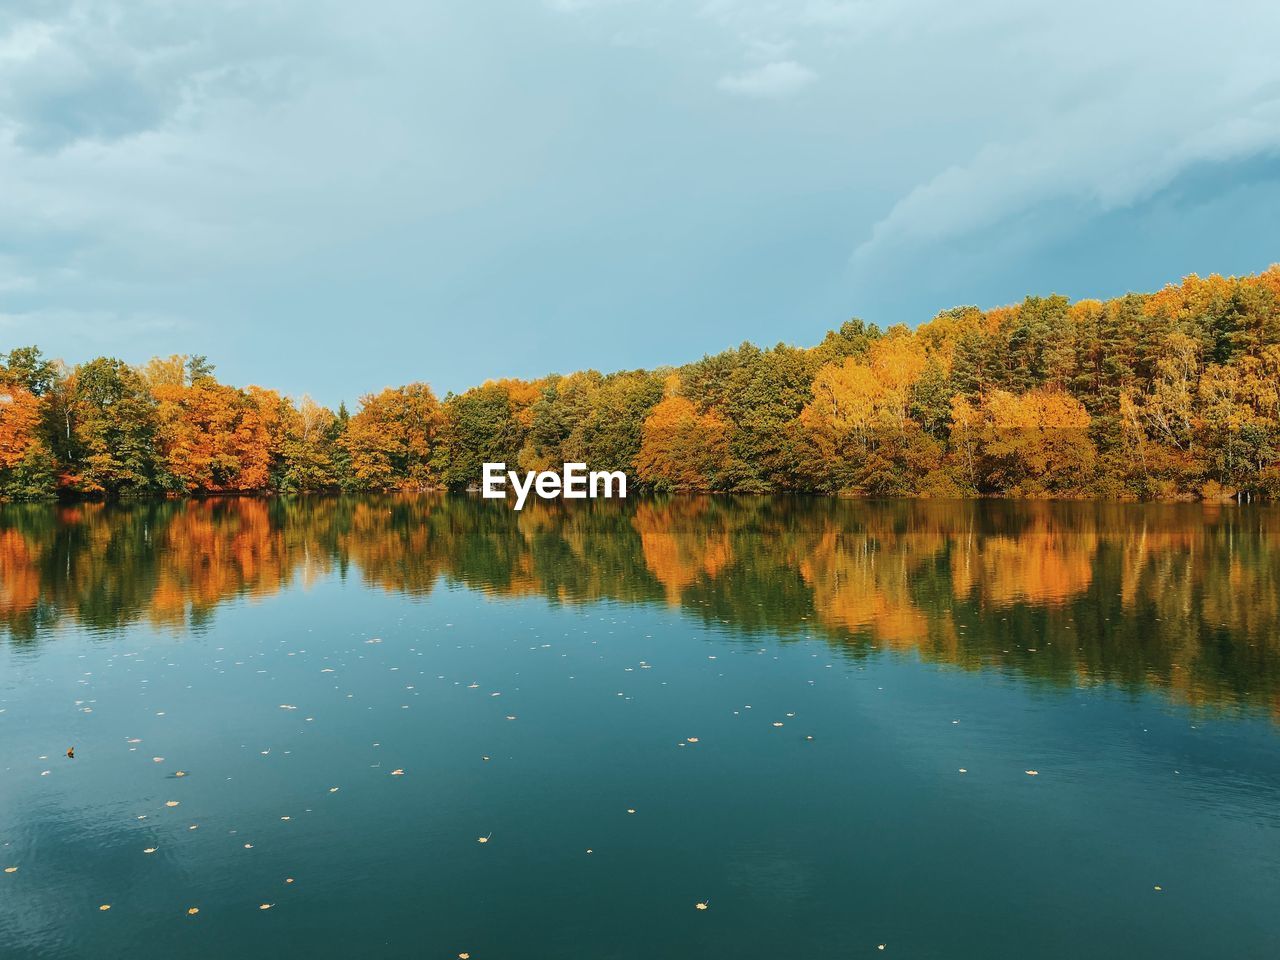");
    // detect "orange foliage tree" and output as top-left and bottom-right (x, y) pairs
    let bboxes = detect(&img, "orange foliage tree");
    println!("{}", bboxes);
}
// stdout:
(152, 380), (274, 492)
(0, 382), (56, 500)
(636, 393), (729, 492)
